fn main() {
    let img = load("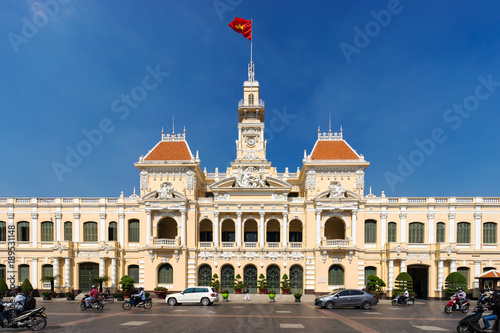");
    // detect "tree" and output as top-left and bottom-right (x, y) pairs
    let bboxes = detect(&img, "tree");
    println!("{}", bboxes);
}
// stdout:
(90, 275), (110, 293)
(281, 274), (291, 289)
(119, 275), (135, 291)
(209, 274), (220, 292)
(366, 274), (386, 293)
(21, 278), (33, 294)
(445, 272), (468, 295)
(0, 278), (8, 296)
(257, 274), (269, 290)
(233, 274), (244, 290)
(393, 272), (413, 297)
(40, 274), (62, 293)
